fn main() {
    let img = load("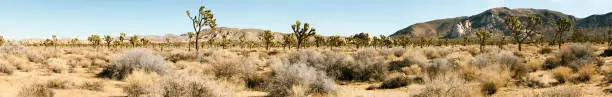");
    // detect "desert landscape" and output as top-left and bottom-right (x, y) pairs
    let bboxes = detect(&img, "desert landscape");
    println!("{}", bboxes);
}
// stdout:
(2, 0), (612, 97)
